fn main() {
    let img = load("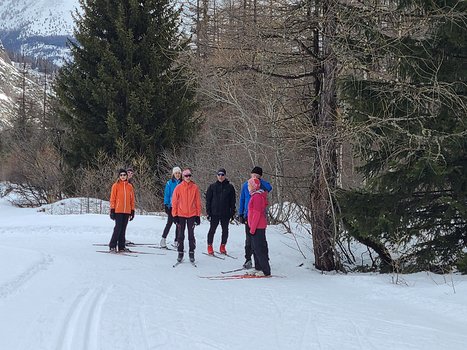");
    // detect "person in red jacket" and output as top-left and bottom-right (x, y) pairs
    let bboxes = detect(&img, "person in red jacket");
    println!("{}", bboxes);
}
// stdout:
(171, 168), (202, 263)
(109, 169), (135, 253)
(247, 177), (271, 276)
